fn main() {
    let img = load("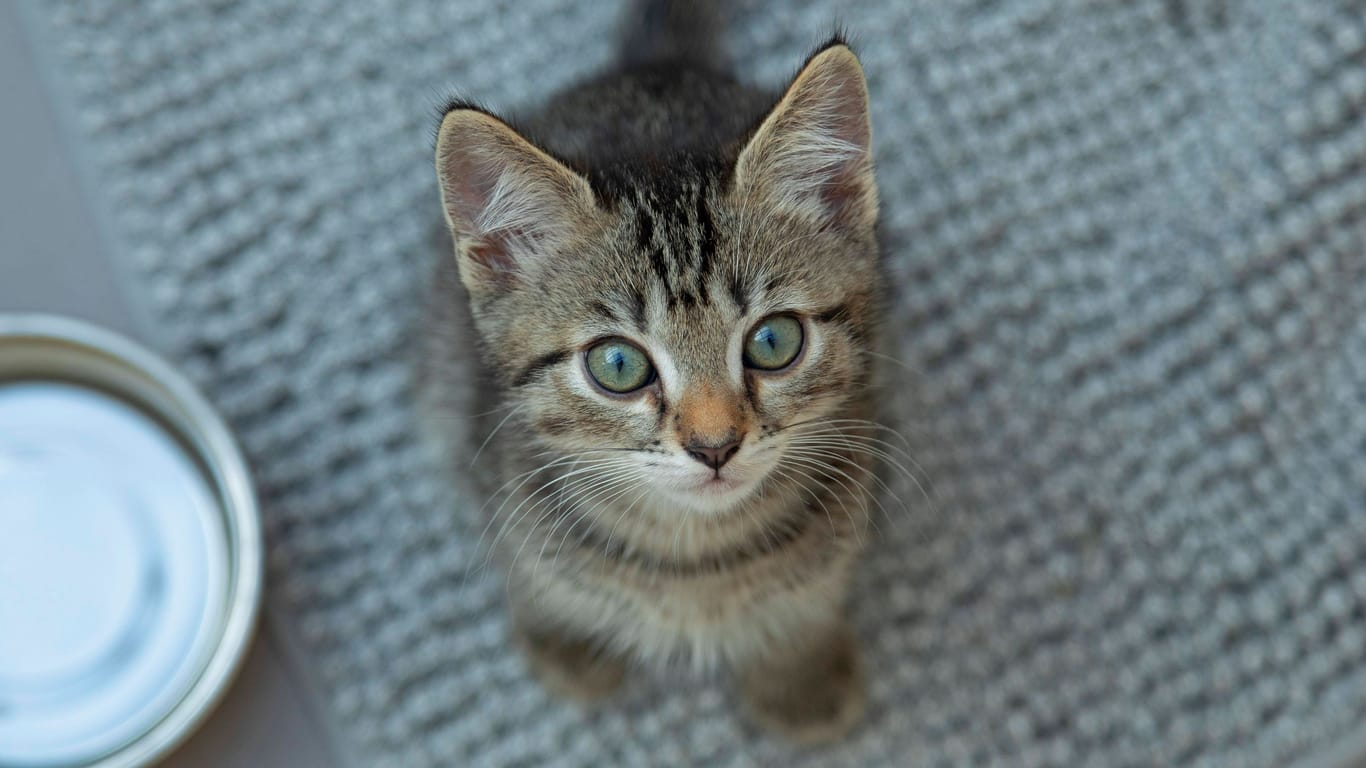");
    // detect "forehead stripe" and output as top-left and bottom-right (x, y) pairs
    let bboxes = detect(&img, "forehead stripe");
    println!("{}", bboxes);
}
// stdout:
(629, 290), (648, 331)
(589, 300), (619, 322)
(693, 182), (716, 304)
(728, 273), (749, 314)
(638, 204), (671, 293)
